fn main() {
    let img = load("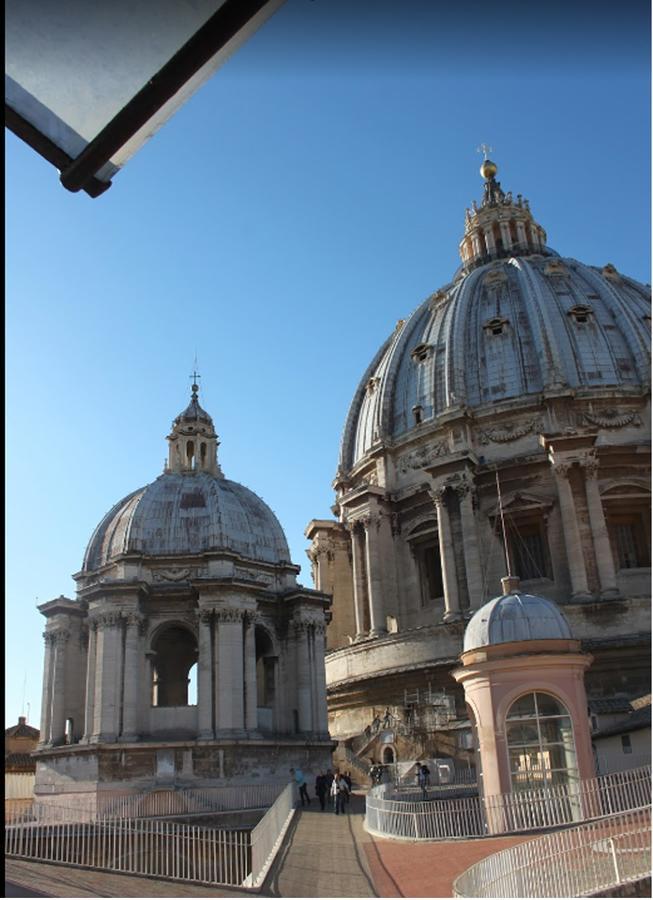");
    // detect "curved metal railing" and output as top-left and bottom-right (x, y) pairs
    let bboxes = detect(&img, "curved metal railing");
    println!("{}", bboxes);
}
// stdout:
(453, 807), (651, 897)
(365, 765), (651, 841)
